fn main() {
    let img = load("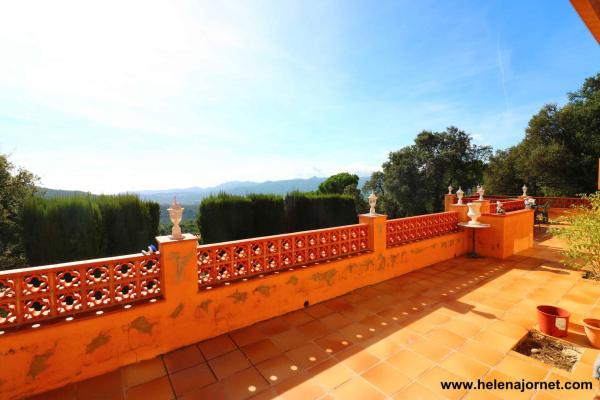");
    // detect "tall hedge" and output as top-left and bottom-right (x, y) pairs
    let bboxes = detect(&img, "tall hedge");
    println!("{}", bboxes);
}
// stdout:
(22, 196), (103, 265)
(285, 191), (357, 231)
(198, 191), (357, 244)
(198, 193), (254, 244)
(283, 191), (313, 232)
(21, 194), (159, 266)
(247, 194), (286, 237)
(97, 195), (159, 256)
